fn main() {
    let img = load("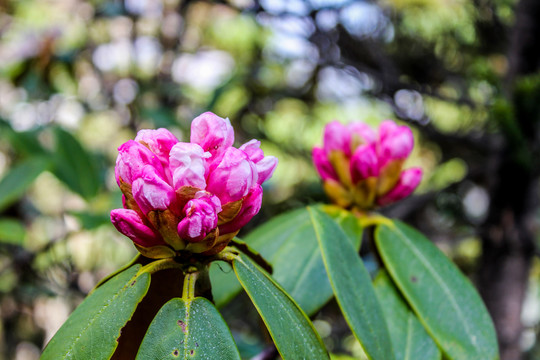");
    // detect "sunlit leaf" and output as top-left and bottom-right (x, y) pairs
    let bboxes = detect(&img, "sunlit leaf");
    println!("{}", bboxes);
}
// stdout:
(41, 264), (150, 360)
(232, 253), (329, 360)
(211, 205), (362, 314)
(375, 220), (498, 360)
(374, 271), (441, 360)
(309, 207), (394, 360)
(136, 297), (240, 359)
